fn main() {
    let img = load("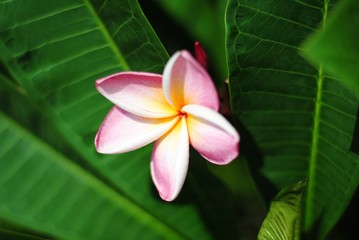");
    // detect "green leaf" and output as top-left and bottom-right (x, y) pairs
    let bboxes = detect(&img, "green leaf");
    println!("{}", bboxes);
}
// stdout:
(0, 228), (49, 240)
(301, 0), (359, 97)
(0, 111), (181, 240)
(0, 73), (79, 161)
(258, 178), (307, 240)
(0, 0), (239, 239)
(226, 0), (359, 238)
